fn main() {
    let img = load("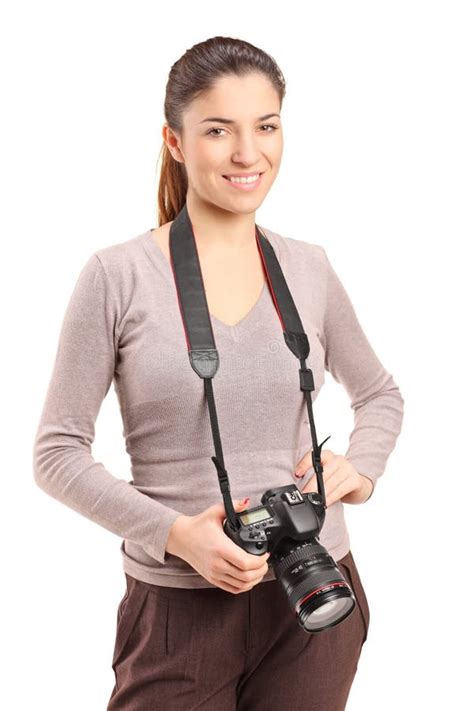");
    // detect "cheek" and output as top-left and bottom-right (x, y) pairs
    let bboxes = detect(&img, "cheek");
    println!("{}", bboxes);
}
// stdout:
(195, 141), (227, 172)
(183, 142), (217, 180)
(264, 149), (283, 183)
(268, 130), (283, 155)
(270, 145), (283, 170)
